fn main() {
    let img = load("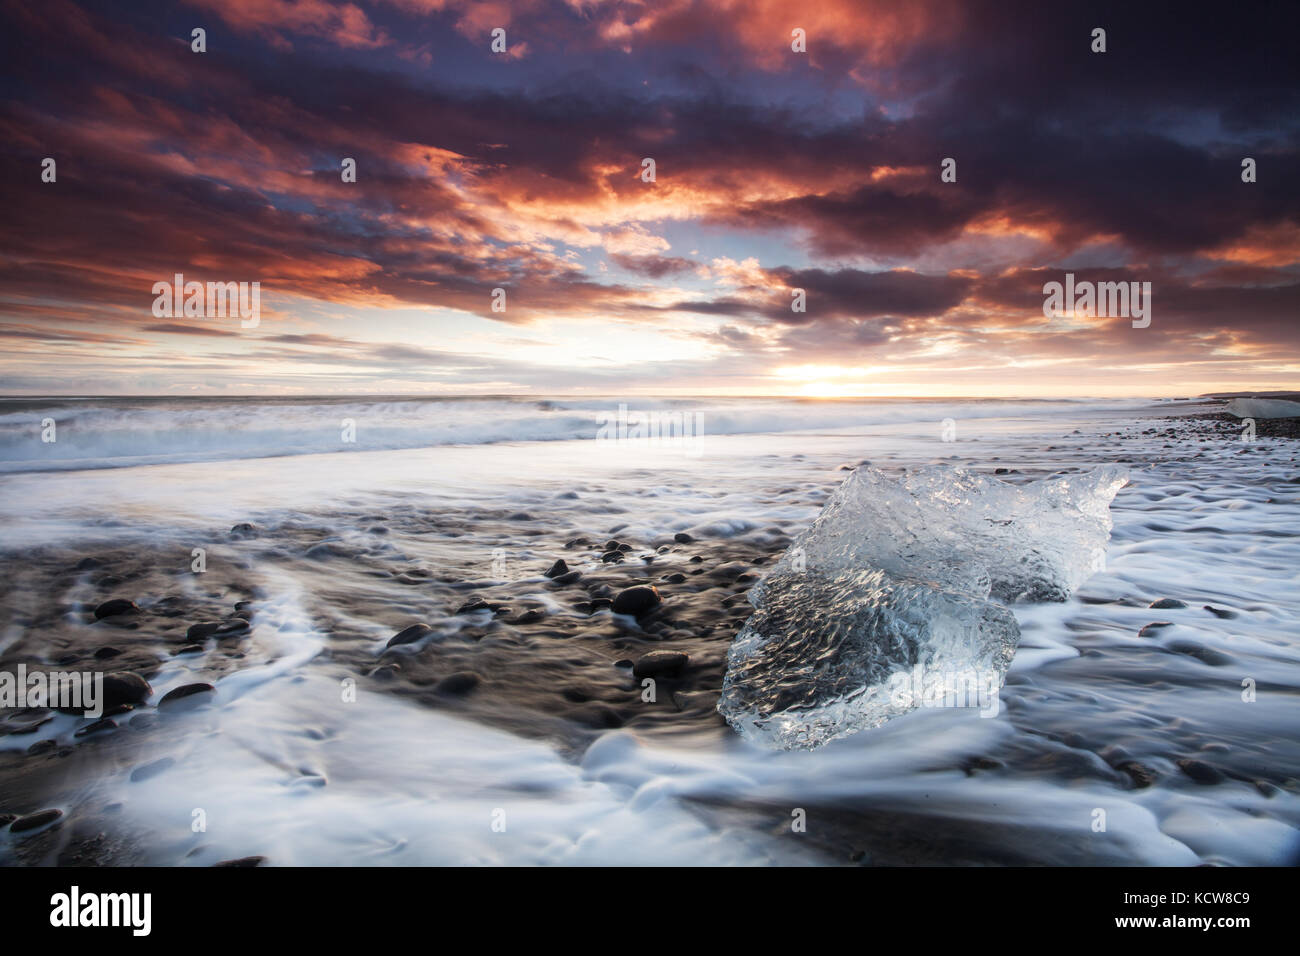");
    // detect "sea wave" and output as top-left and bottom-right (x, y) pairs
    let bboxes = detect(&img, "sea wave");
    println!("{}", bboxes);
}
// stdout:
(0, 396), (1147, 474)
